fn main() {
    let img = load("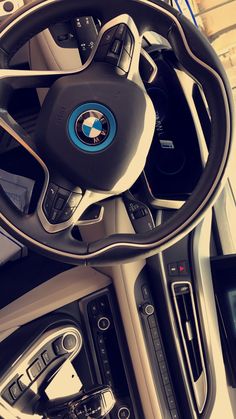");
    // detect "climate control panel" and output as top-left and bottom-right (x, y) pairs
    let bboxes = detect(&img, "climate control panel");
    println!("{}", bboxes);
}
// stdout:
(80, 290), (142, 419)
